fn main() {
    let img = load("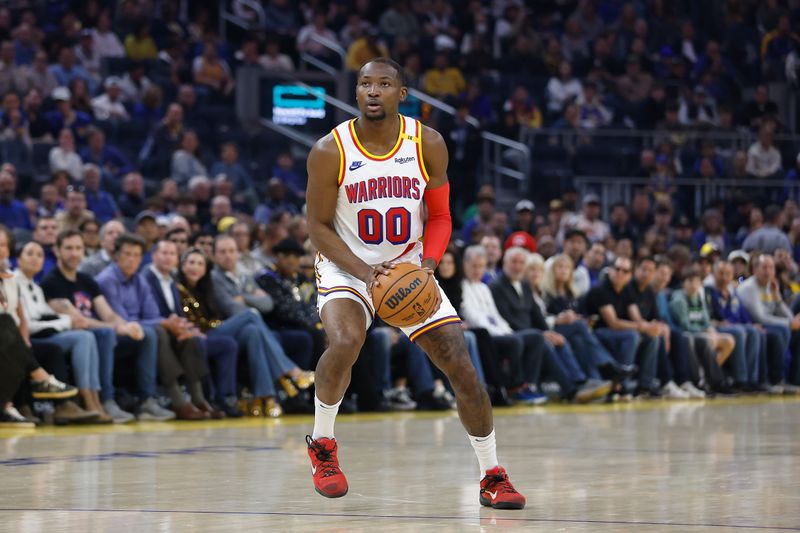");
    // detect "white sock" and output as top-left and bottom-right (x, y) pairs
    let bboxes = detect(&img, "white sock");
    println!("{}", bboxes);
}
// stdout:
(312, 394), (342, 440)
(468, 429), (498, 478)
